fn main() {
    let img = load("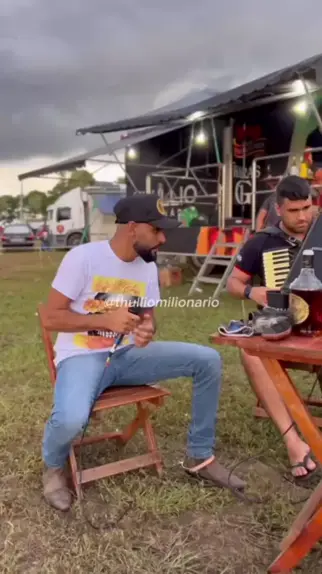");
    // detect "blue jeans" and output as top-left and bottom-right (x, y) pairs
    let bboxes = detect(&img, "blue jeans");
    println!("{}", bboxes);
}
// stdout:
(42, 341), (222, 467)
